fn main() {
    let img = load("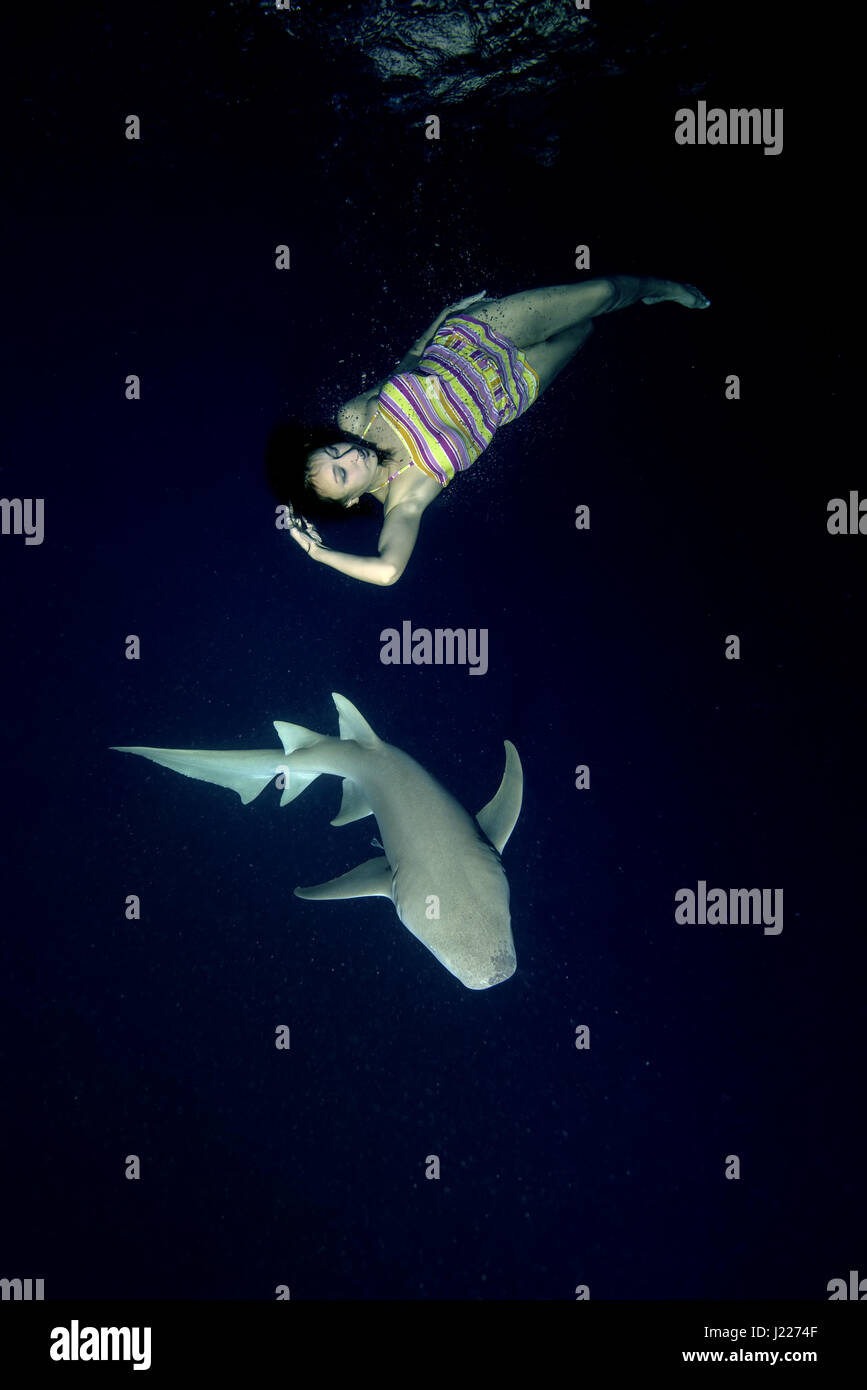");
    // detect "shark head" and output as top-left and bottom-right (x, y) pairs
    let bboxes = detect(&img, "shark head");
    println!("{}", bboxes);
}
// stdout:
(459, 942), (517, 991)
(393, 842), (517, 990)
(418, 919), (517, 991)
